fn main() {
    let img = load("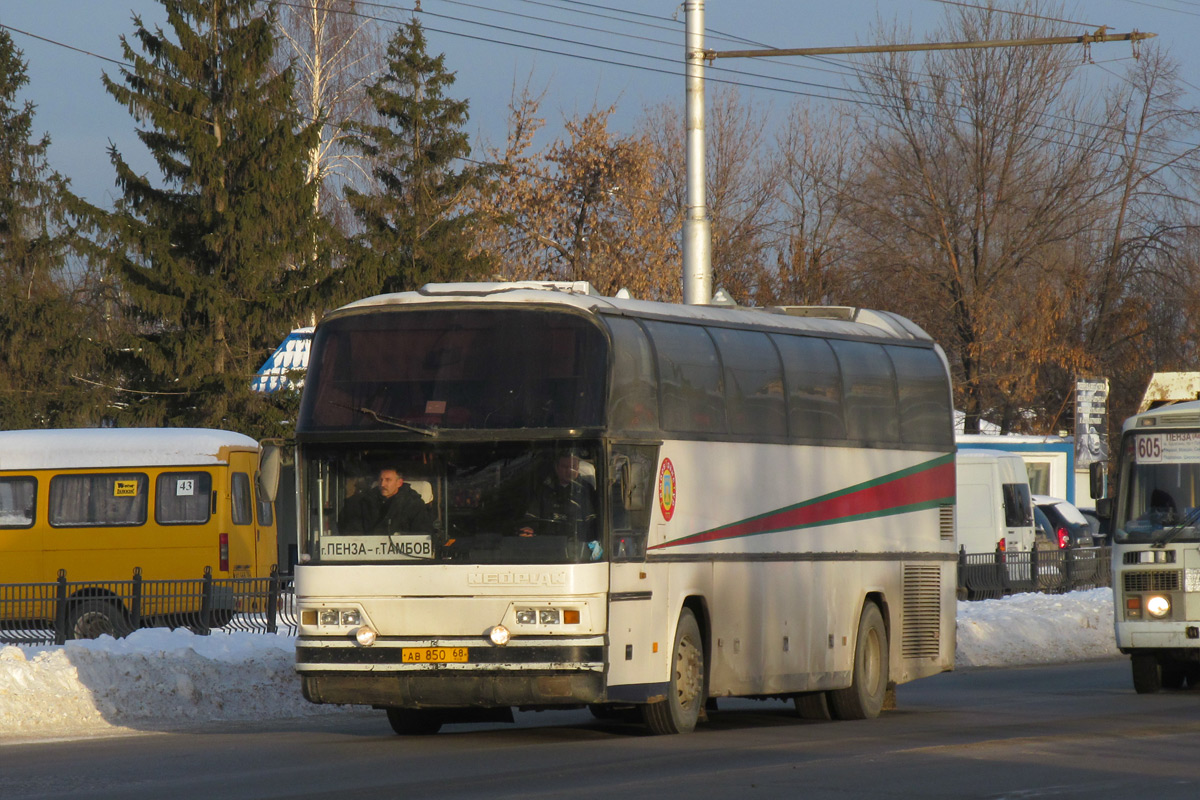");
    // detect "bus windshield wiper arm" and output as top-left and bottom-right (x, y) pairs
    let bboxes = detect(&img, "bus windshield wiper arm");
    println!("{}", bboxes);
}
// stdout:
(336, 403), (438, 437)
(1152, 506), (1200, 548)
